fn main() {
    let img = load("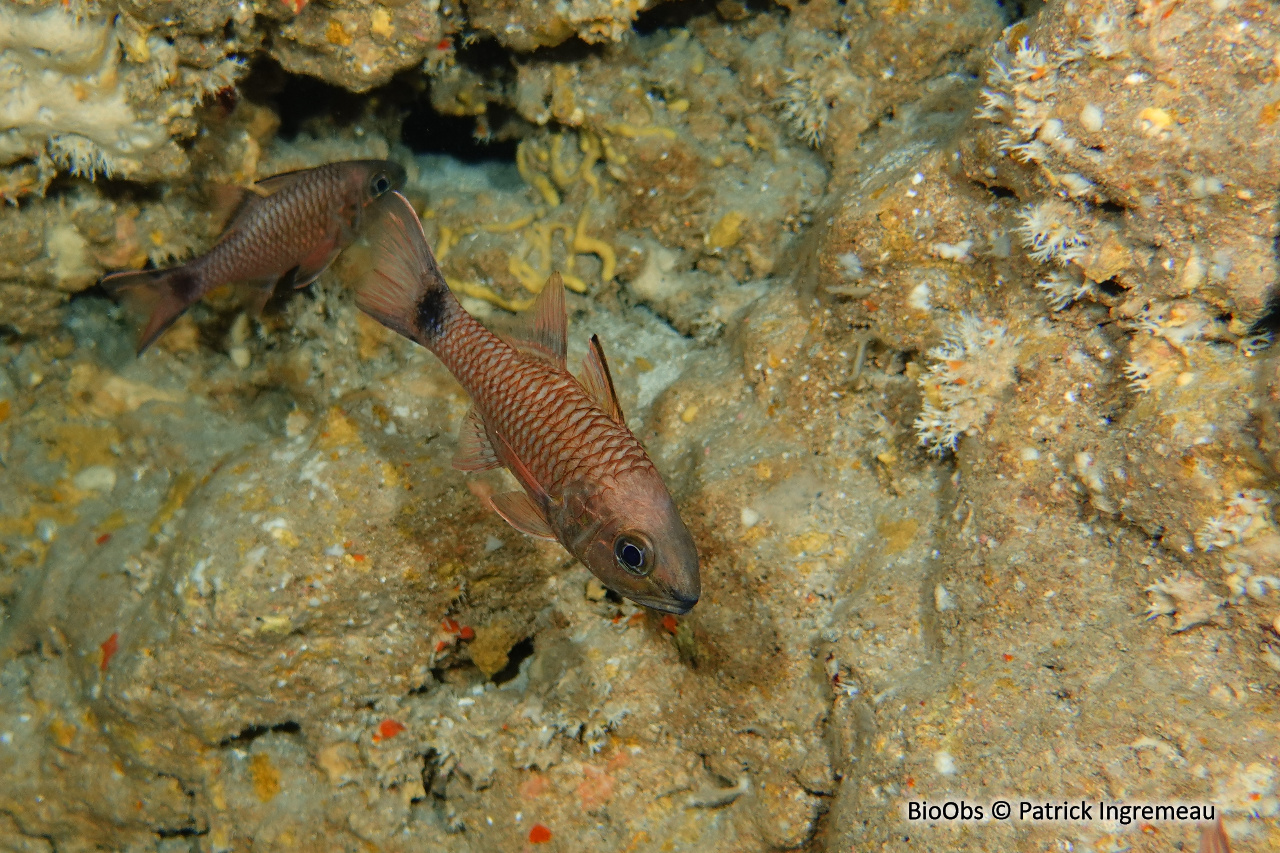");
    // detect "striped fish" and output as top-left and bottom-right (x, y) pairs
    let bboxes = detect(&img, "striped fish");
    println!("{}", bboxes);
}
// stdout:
(103, 160), (405, 353)
(355, 191), (700, 614)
